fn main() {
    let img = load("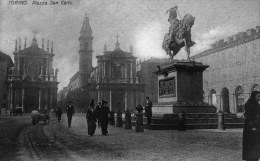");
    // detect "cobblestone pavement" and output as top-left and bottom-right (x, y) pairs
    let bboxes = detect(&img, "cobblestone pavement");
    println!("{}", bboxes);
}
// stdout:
(0, 115), (32, 161)
(0, 114), (245, 161)
(43, 113), (243, 161)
